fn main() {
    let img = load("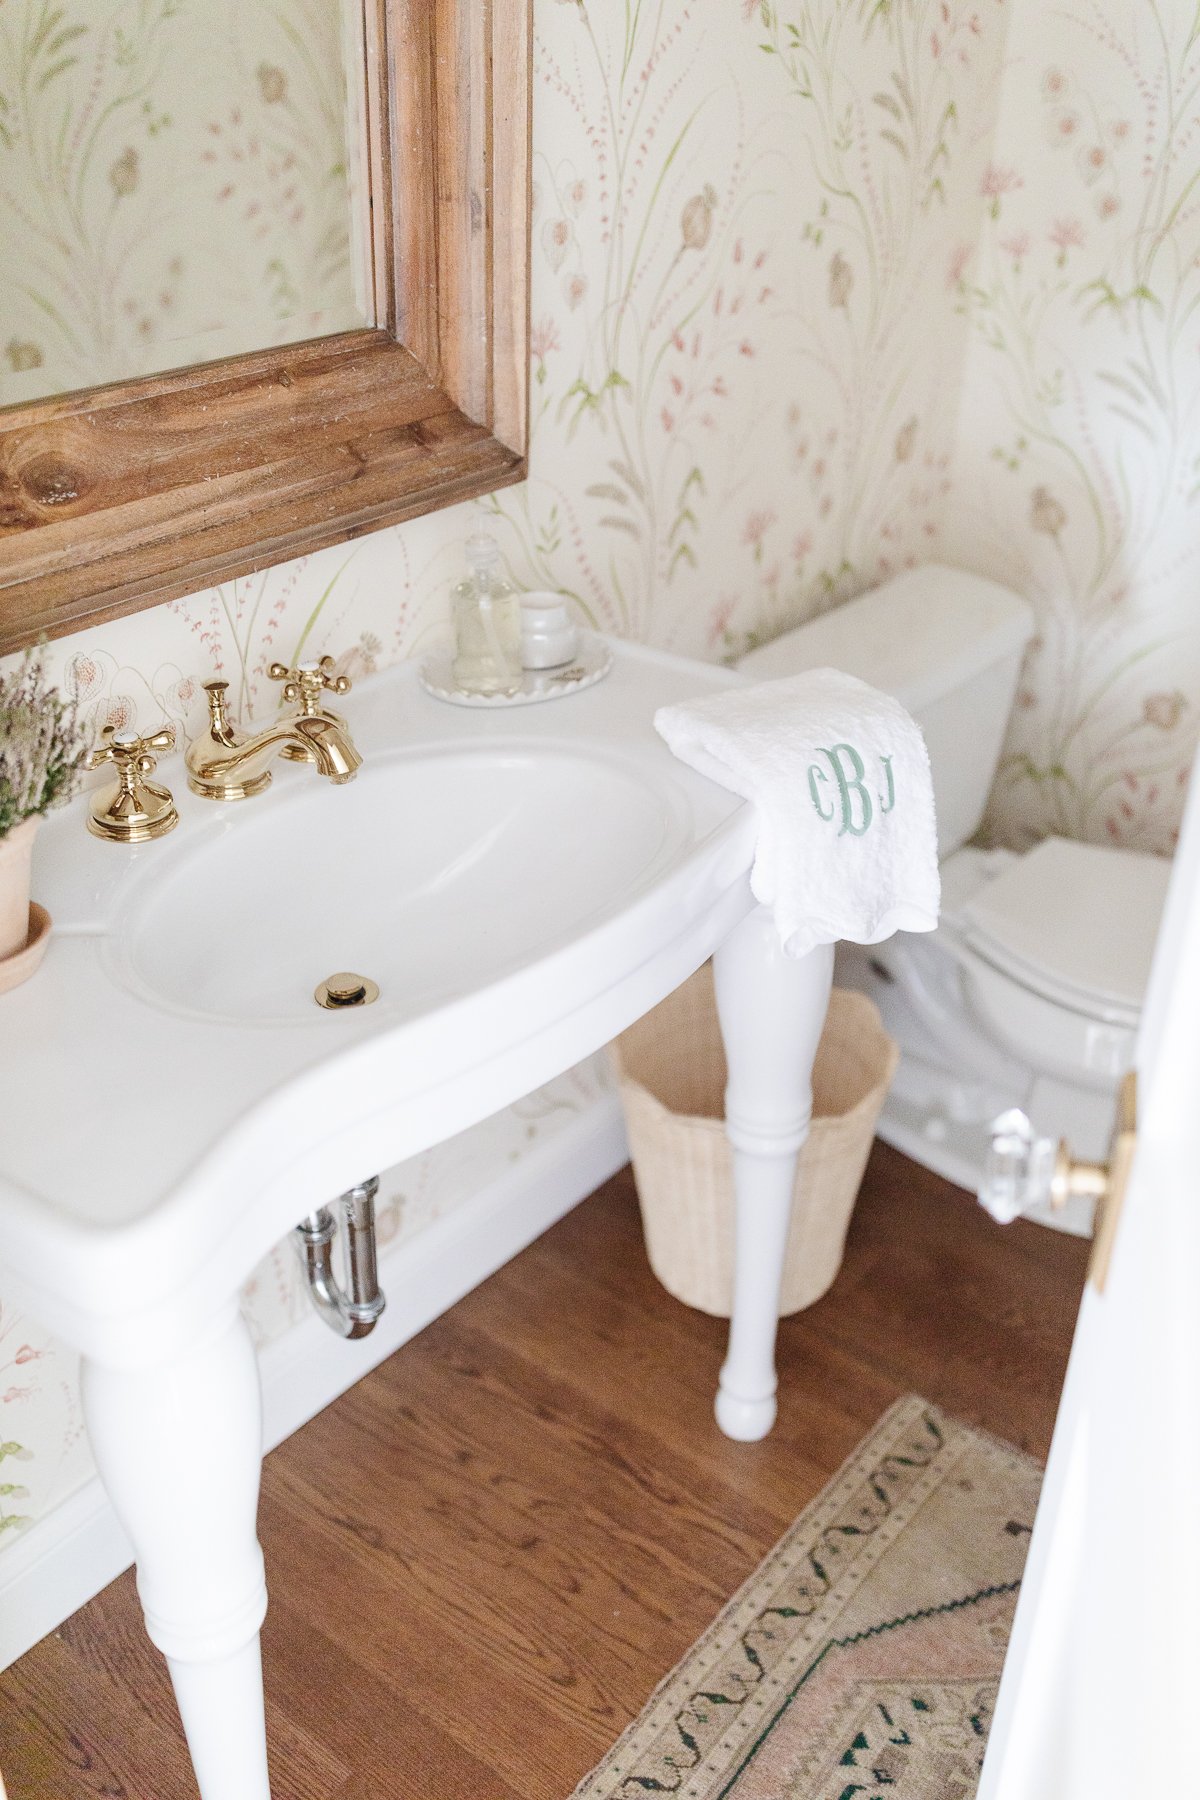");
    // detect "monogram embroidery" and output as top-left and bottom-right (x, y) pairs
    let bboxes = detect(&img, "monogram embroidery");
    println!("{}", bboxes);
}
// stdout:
(808, 744), (898, 836)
